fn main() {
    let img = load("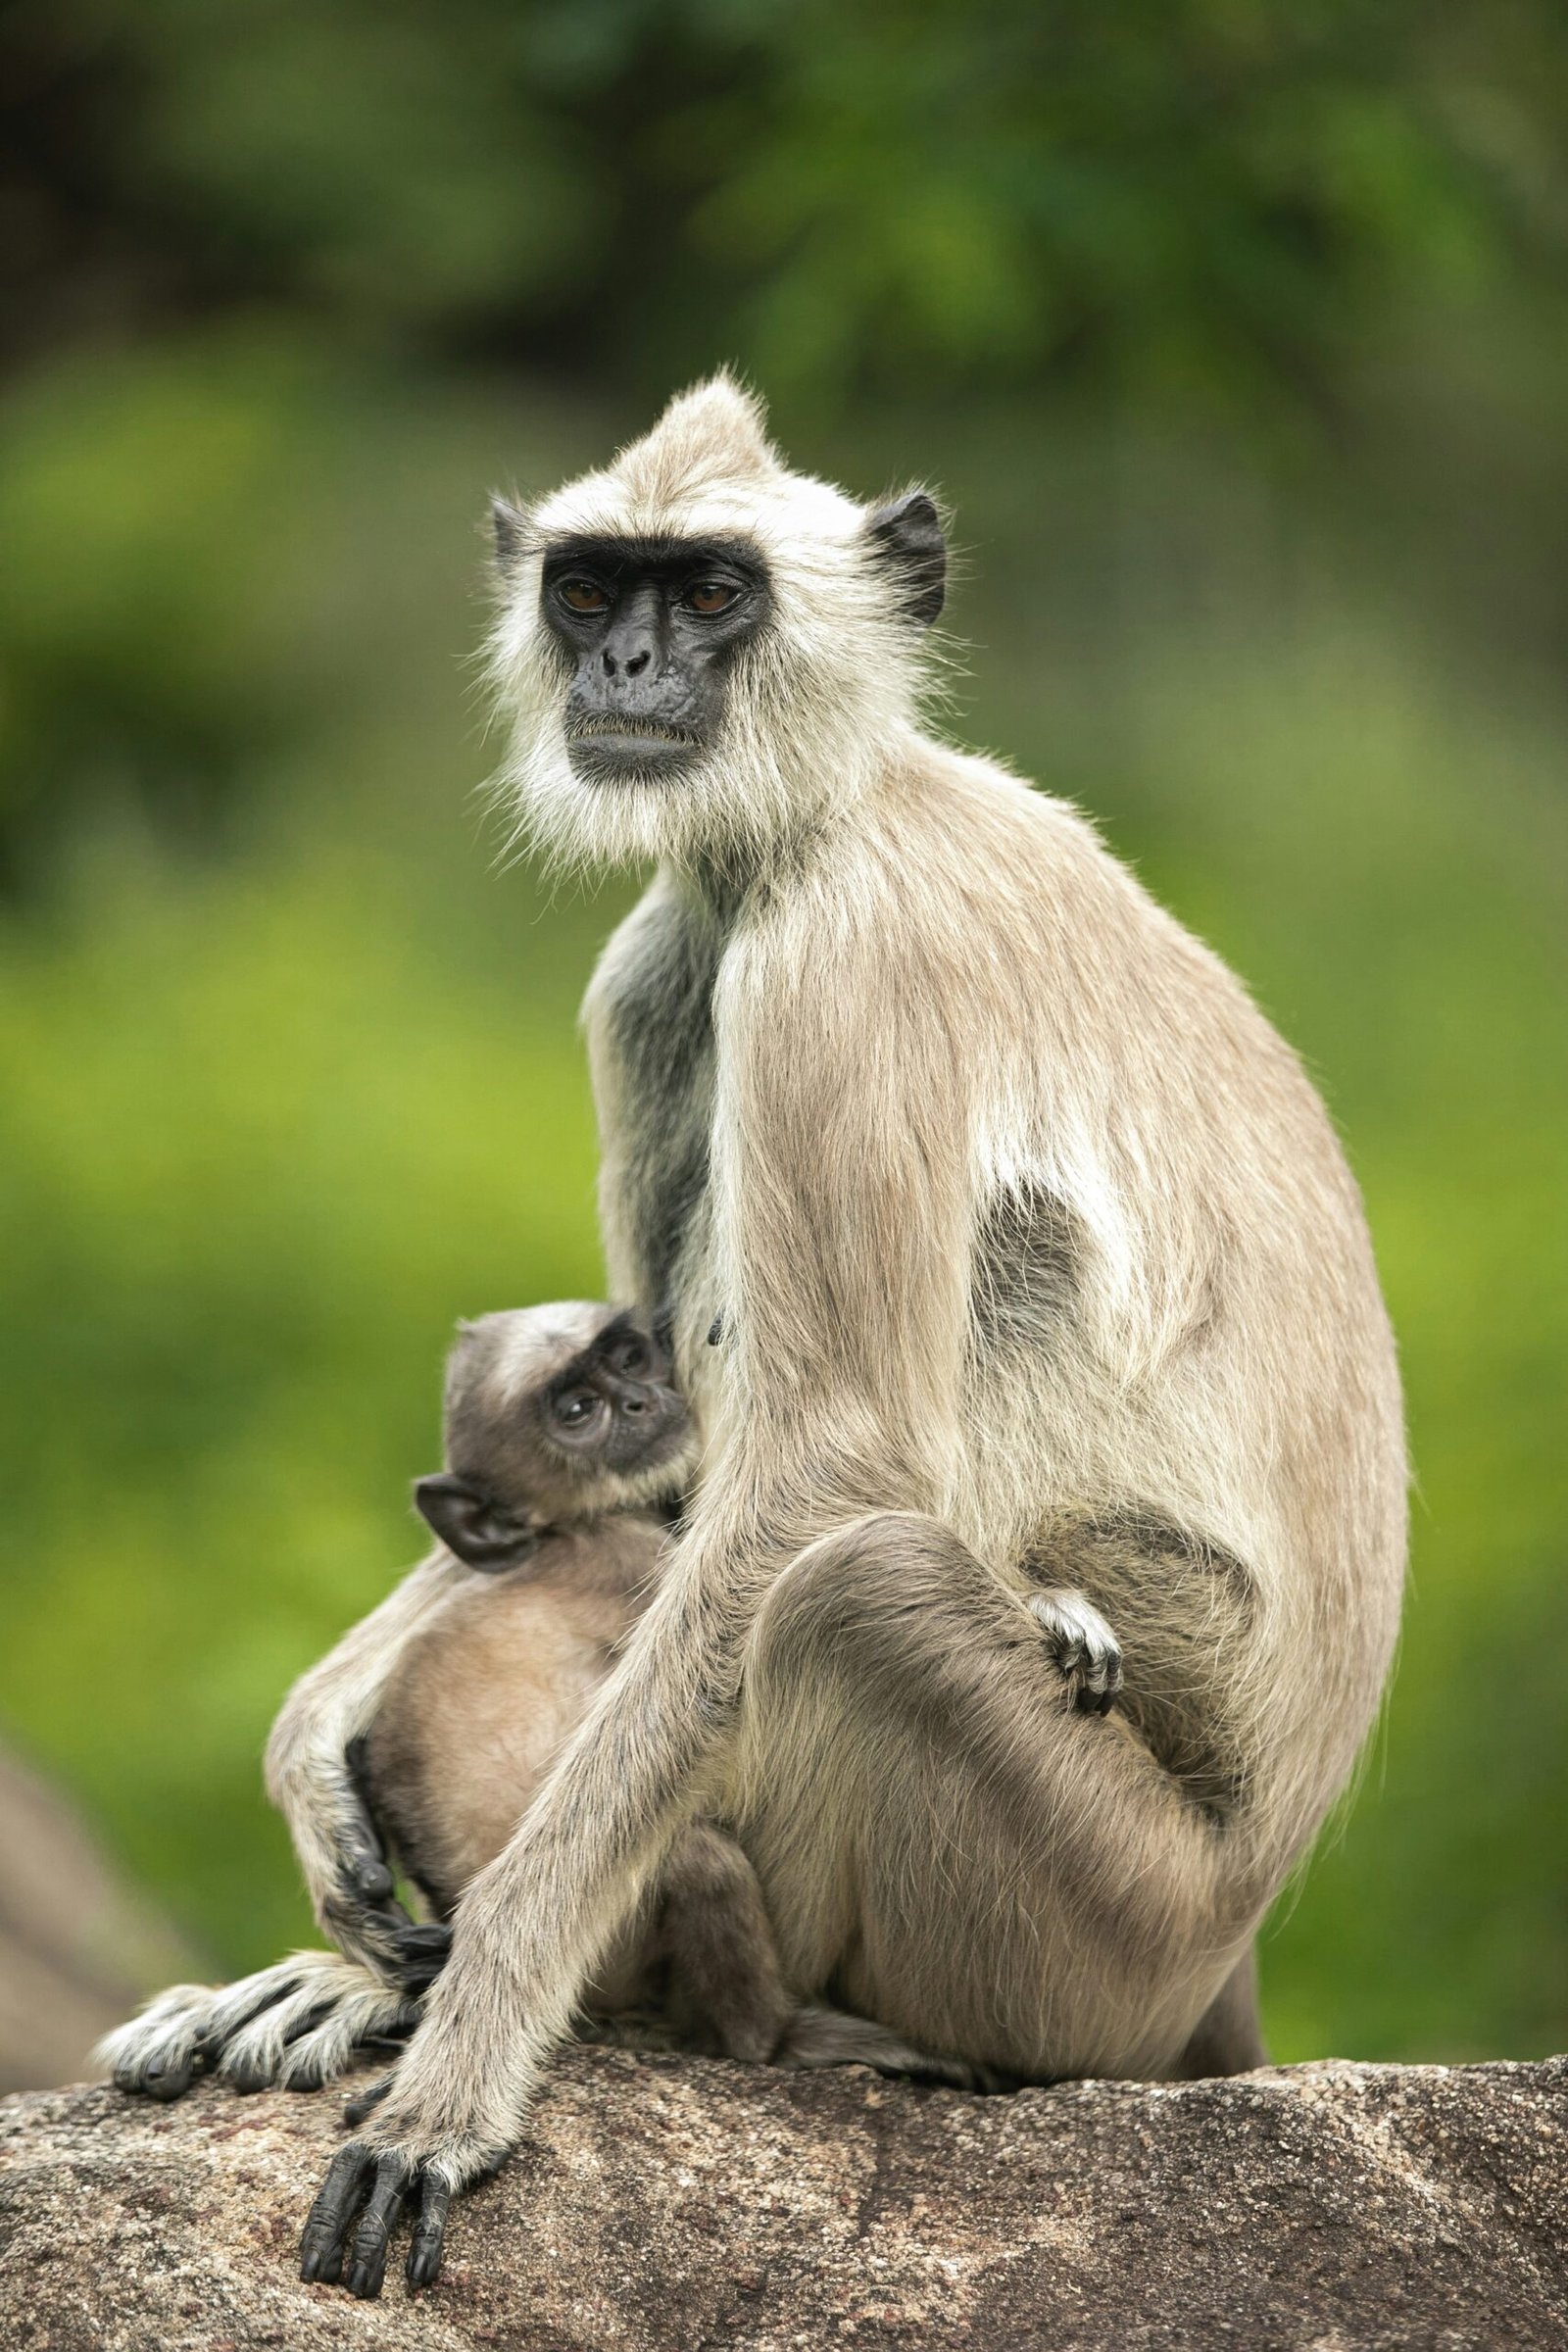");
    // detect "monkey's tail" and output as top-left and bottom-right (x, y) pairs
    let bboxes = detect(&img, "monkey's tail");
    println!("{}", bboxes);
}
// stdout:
(777, 2002), (1015, 2093)
(94, 1951), (418, 2102)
